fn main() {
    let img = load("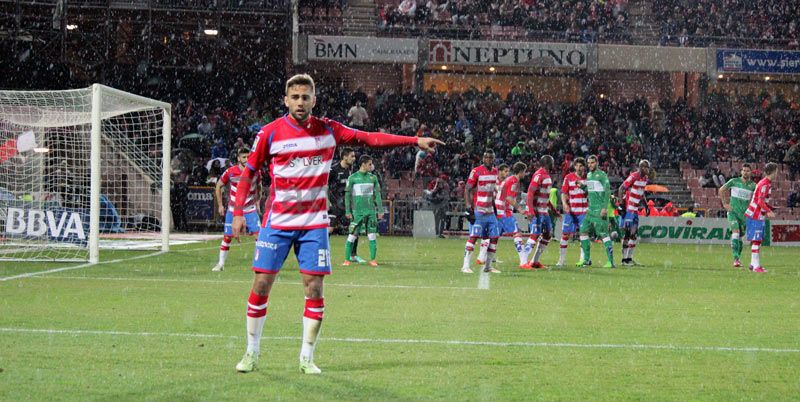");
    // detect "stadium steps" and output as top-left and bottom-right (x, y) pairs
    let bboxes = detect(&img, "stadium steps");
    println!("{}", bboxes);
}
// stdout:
(343, 0), (377, 36)
(627, 0), (660, 45)
(655, 168), (695, 208)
